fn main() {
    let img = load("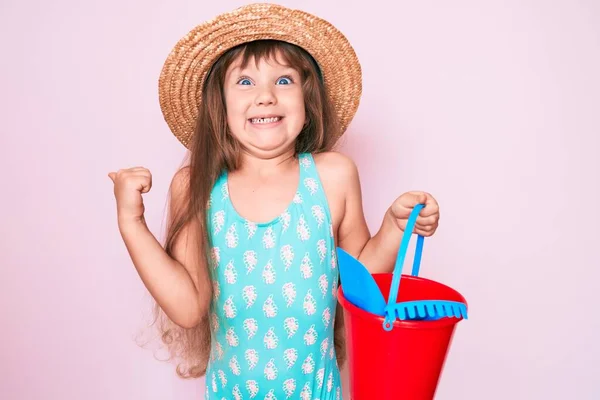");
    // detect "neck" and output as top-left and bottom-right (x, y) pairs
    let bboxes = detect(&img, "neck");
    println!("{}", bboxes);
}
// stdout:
(237, 147), (297, 177)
